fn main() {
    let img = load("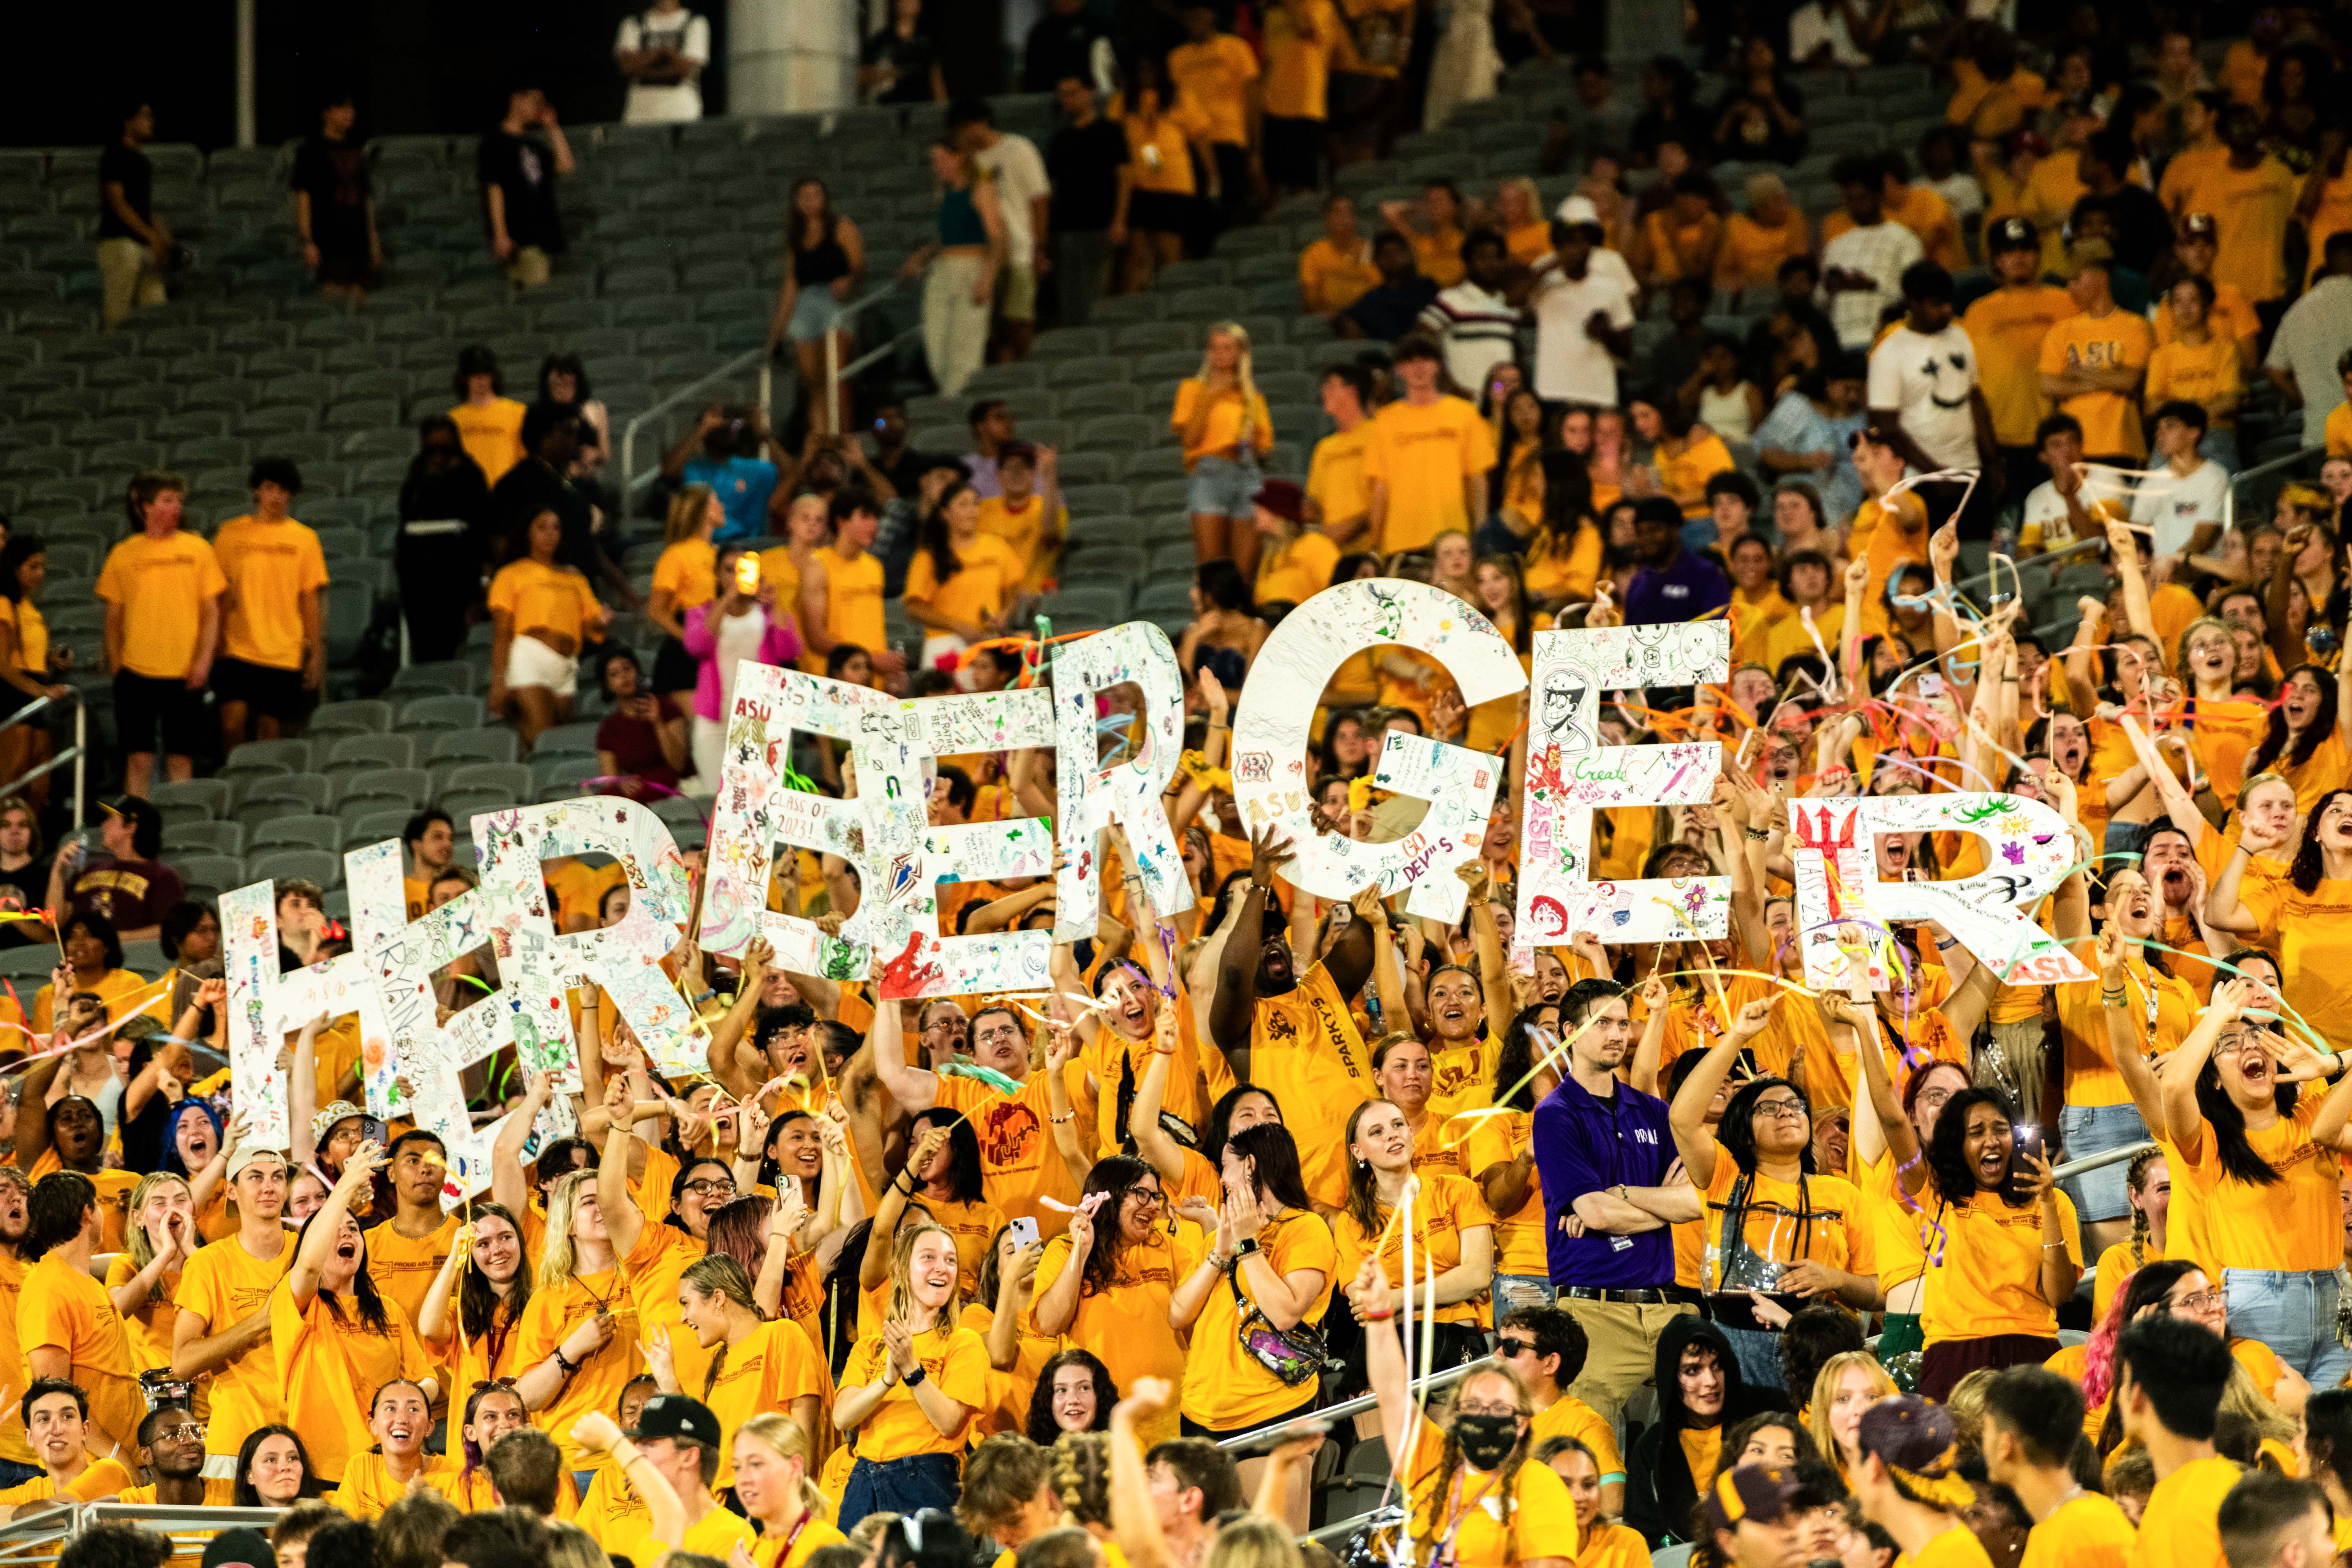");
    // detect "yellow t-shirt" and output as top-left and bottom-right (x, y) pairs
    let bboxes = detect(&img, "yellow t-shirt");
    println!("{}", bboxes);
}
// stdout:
(1577, 1523), (1649, 1568)
(578, 1464), (656, 1562)
(1300, 237), (1381, 315)
(2038, 308), (2155, 458)
(1399, 1415), (1582, 1568)
(817, 544), (886, 667)
(653, 1507), (759, 1562)
(212, 515), (330, 671)
(1764, 599), (1843, 674)
(267, 1282), (433, 1484)
(31, 966), (152, 1037)
(365, 1214), (458, 1332)
(1905, 1526), (1998, 1568)
(1121, 98), (1208, 197)
(2177, 1084), (2343, 1274)
(0, 1458), (134, 1507)
(1461, 1111), (1545, 1277)
(99, 1254), (184, 1381)
(1963, 285), (2081, 448)
(1263, 0), (1342, 120)
(903, 533), (1027, 634)
(1172, 379), (1276, 466)
(703, 1318), (829, 1488)
(1037, 1227), (1198, 1449)
(1919, 1188), (2082, 1345)
(748, 1519), (852, 1568)
(329, 1452), (461, 1520)
(1167, 33), (1258, 146)
(488, 558), (604, 645)
(1715, 212), (1810, 296)
(0, 597), (47, 678)
(1698, 1160), (1875, 1295)
(2145, 337), (2242, 429)
(1332, 1173), (1495, 1327)
(1365, 395), (1497, 553)
(1407, 223), (1468, 289)
(975, 495), (1067, 593)
(2131, 1455), (2241, 1568)
(933, 1067), (1082, 1233)
(2193, 157), (2300, 303)
(177, 1233), (293, 1459)
(507, 1222), (694, 1473)
(1179, 1207), (1337, 1431)
(1257, 530), (1340, 606)
(2239, 872), (2352, 1081)
(652, 538), (718, 620)
(840, 1325), (992, 1457)
(1642, 209), (1724, 287)
(448, 398), (528, 486)
(1249, 962), (1376, 1208)
(1679, 1426), (1723, 1489)
(2154, 280), (2259, 348)
(1657, 433), (1734, 520)
(2329, 402), (2352, 459)
(2093, 1237), (2165, 1325)
(95, 531), (229, 681)
(2052, 959), (2197, 1108)
(19, 1254), (141, 1453)
(1307, 423), (1375, 535)
(1533, 1394), (1625, 1479)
